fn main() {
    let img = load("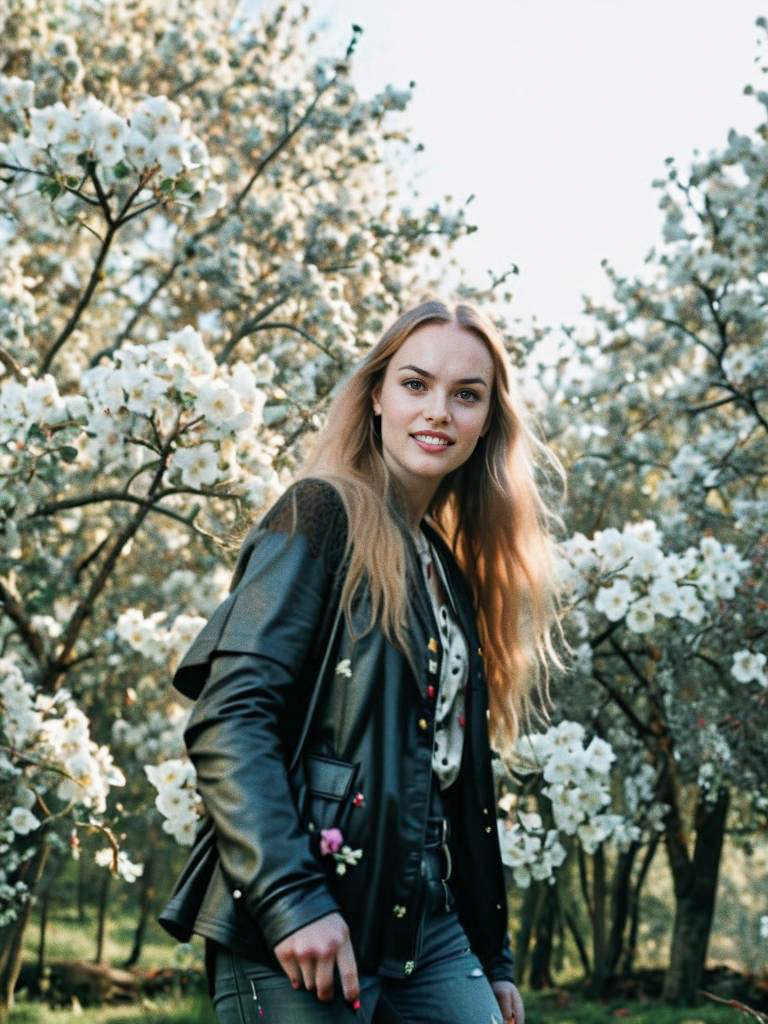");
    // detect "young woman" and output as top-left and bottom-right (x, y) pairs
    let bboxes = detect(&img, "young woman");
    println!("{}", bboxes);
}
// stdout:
(159, 298), (566, 1023)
